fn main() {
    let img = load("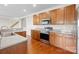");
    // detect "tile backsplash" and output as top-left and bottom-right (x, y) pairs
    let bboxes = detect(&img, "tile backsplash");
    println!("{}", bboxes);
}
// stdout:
(33, 25), (76, 33)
